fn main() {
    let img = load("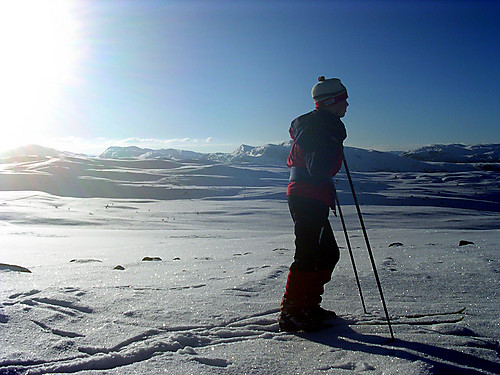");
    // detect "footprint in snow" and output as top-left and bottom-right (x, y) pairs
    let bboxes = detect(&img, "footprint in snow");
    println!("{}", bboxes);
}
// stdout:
(7, 289), (93, 315)
(382, 257), (397, 272)
(8, 289), (41, 299)
(69, 259), (102, 263)
(0, 312), (8, 323)
(272, 248), (290, 254)
(193, 357), (231, 368)
(31, 319), (86, 338)
(194, 256), (213, 261)
(60, 287), (86, 297)
(317, 361), (376, 372)
(431, 324), (479, 337)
